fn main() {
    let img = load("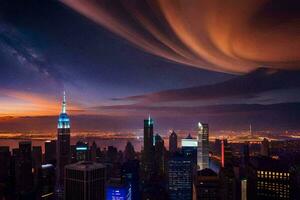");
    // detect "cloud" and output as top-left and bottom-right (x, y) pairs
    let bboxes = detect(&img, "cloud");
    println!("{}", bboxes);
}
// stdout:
(61, 0), (300, 74)
(112, 68), (300, 104)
